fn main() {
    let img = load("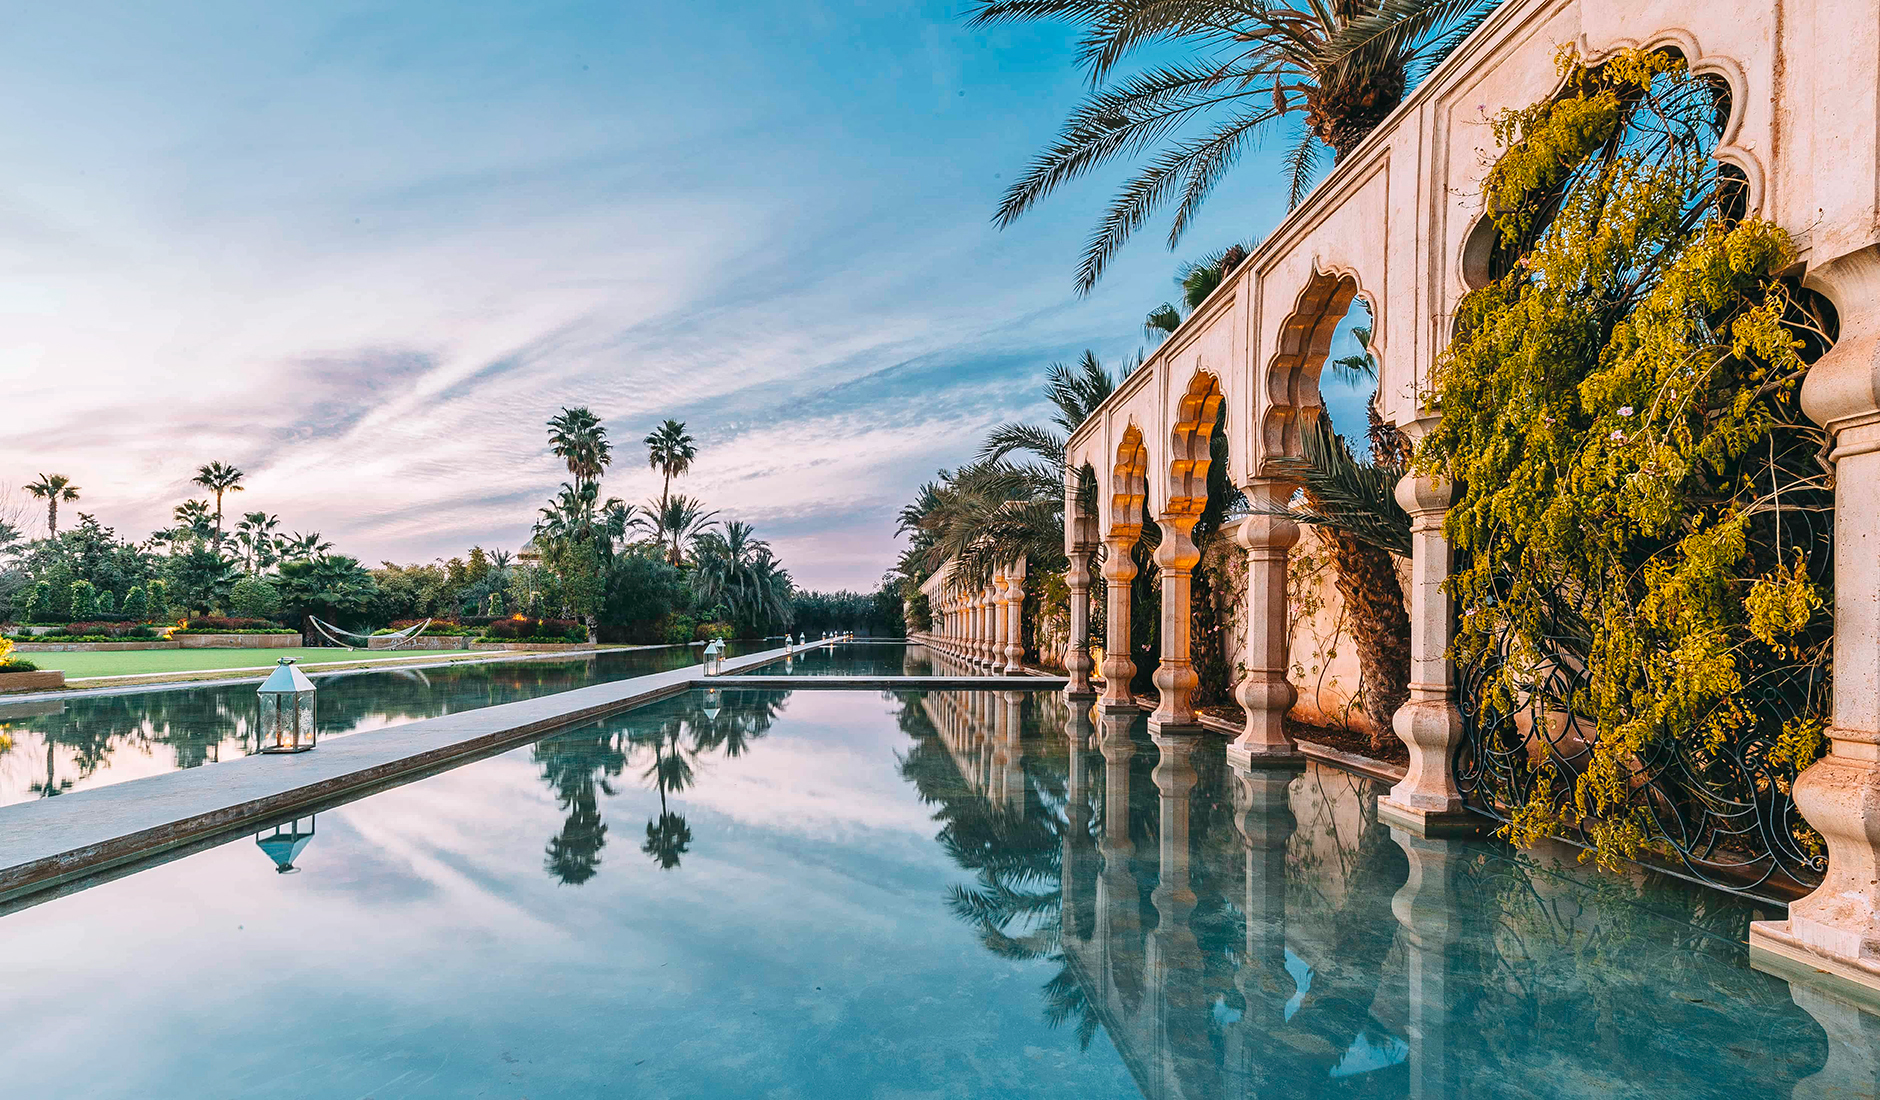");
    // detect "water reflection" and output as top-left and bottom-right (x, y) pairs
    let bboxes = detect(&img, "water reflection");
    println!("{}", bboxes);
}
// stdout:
(898, 690), (1859, 1099)
(529, 688), (787, 882)
(0, 643), (755, 806)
